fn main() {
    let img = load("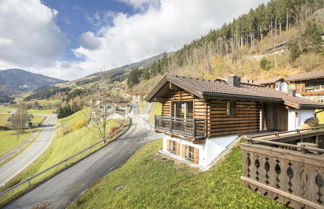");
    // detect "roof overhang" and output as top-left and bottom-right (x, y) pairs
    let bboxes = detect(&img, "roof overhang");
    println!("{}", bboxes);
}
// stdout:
(145, 75), (203, 102)
(202, 92), (282, 102)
